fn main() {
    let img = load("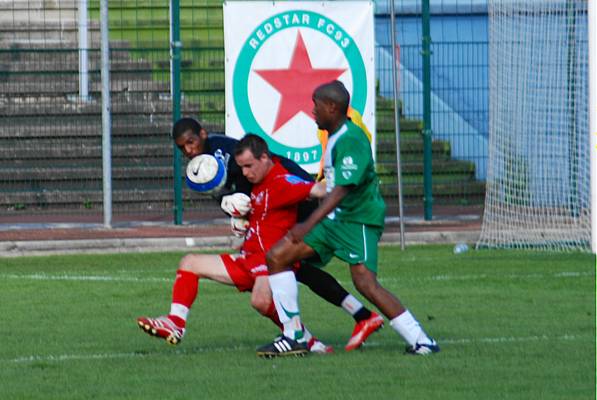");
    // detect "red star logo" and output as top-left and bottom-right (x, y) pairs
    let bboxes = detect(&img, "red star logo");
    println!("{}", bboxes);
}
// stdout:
(254, 31), (347, 133)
